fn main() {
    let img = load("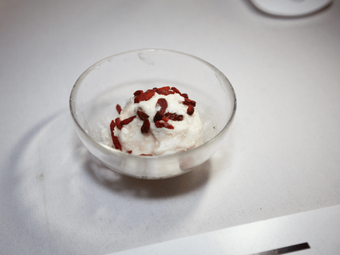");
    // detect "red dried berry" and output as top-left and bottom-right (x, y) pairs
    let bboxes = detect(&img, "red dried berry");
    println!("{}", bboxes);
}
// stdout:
(187, 105), (194, 115)
(127, 150), (132, 154)
(156, 89), (172, 95)
(164, 112), (184, 121)
(110, 119), (116, 131)
(153, 111), (163, 122)
(134, 90), (143, 96)
(141, 118), (150, 134)
(156, 86), (174, 95)
(155, 121), (174, 129)
(110, 120), (115, 143)
(156, 98), (168, 115)
(164, 122), (174, 129)
(171, 87), (181, 95)
(116, 104), (122, 114)
(110, 120), (121, 150)
(121, 116), (136, 126)
(112, 135), (122, 151)
(183, 98), (196, 107)
(134, 89), (155, 103)
(145, 89), (155, 100)
(137, 110), (149, 120)
(161, 117), (169, 122)
(182, 93), (189, 99)
(134, 95), (142, 103)
(159, 86), (170, 90)
(115, 117), (122, 130)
